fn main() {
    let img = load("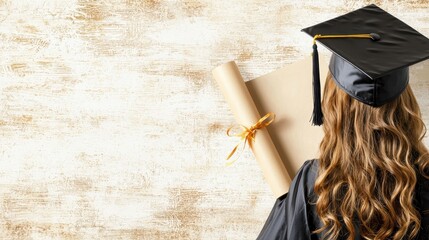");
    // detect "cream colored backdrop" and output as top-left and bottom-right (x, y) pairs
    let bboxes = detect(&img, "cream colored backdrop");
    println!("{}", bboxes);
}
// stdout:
(0, 0), (428, 239)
